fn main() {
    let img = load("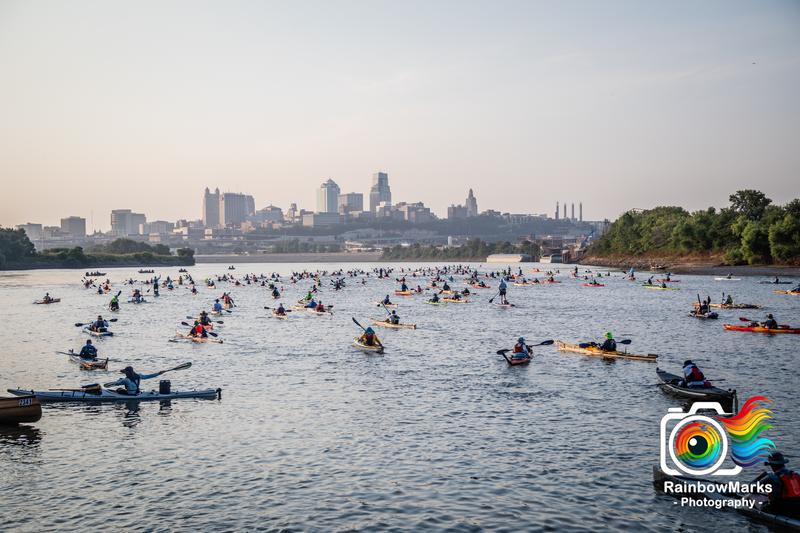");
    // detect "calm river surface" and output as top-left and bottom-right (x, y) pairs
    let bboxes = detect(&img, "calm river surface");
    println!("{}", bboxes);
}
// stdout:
(0, 262), (797, 532)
